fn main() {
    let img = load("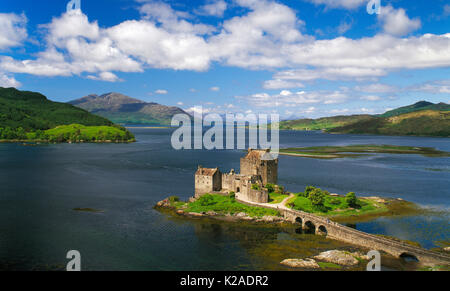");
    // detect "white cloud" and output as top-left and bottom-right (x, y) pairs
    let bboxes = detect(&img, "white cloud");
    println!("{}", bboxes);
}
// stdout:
(239, 89), (349, 108)
(337, 19), (353, 34)
(377, 5), (421, 36)
(155, 89), (168, 94)
(0, 1), (449, 87)
(355, 83), (396, 93)
(0, 72), (21, 88)
(196, 0), (228, 17)
(0, 13), (27, 50)
(445, 5), (450, 17)
(410, 80), (450, 94)
(269, 67), (387, 83)
(304, 0), (366, 10)
(360, 95), (381, 101)
(210, 86), (220, 91)
(87, 72), (122, 82)
(263, 79), (304, 89)
(177, 102), (184, 106)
